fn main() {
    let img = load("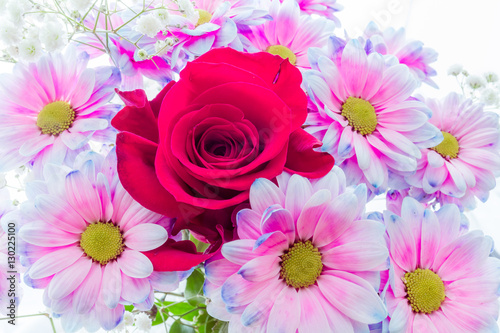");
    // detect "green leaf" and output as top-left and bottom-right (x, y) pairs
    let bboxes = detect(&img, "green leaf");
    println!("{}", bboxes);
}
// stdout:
(124, 305), (134, 312)
(169, 319), (195, 333)
(185, 269), (205, 306)
(211, 320), (229, 333)
(164, 302), (198, 321)
(189, 233), (211, 252)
